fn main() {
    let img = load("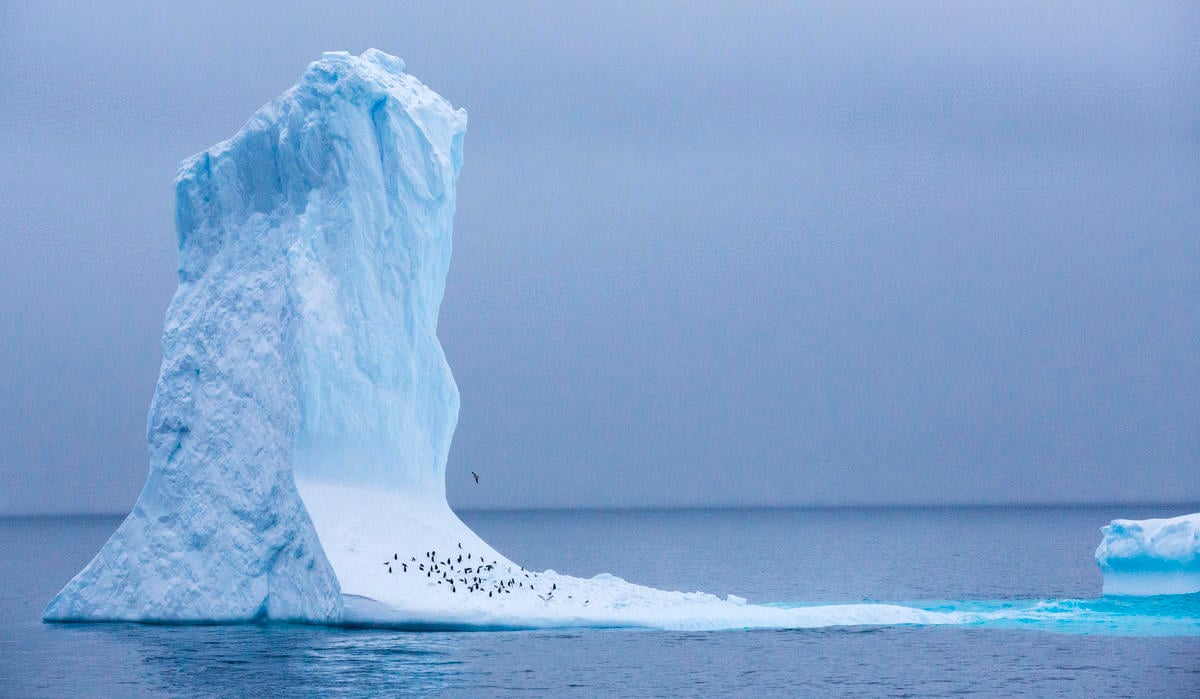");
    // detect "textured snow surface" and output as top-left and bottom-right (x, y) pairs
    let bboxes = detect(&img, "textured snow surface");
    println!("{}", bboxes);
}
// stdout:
(45, 50), (958, 631)
(1096, 513), (1200, 596)
(300, 481), (963, 631)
